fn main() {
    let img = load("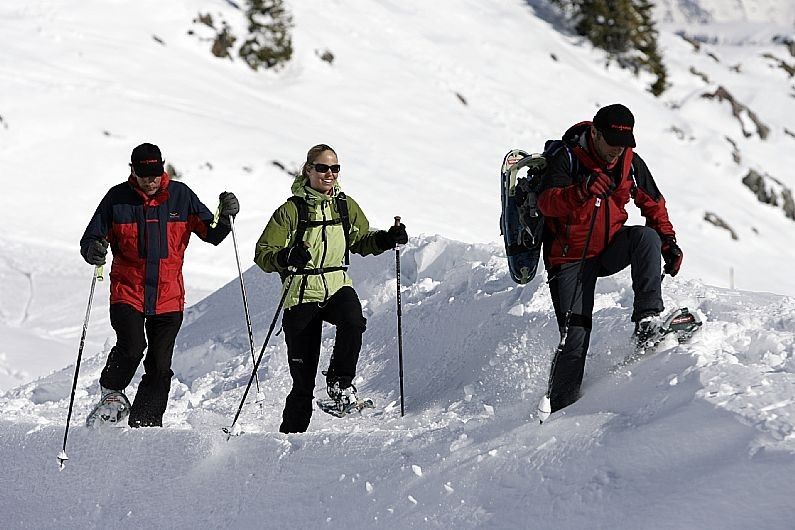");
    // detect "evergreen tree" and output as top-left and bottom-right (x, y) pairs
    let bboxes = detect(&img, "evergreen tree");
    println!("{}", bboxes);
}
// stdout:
(552, 0), (668, 96)
(238, 0), (294, 71)
(634, 0), (667, 95)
